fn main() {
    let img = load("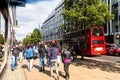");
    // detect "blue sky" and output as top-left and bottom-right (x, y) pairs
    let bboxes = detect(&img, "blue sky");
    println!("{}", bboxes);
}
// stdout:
(13, 0), (61, 40)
